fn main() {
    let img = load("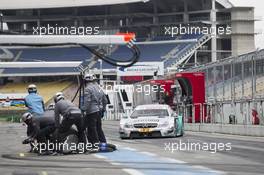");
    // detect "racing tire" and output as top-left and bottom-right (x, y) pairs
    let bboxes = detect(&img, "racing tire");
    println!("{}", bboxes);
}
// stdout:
(59, 128), (79, 154)
(178, 130), (184, 137)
